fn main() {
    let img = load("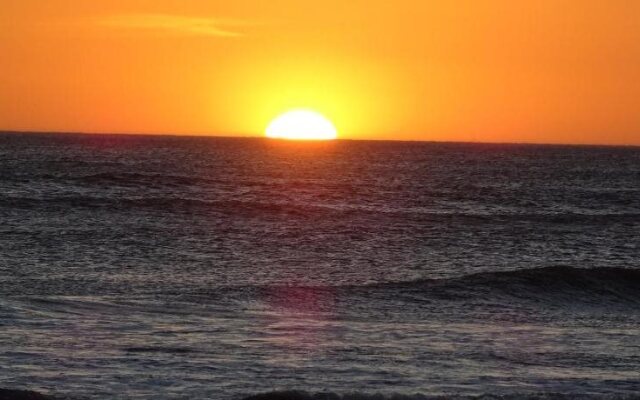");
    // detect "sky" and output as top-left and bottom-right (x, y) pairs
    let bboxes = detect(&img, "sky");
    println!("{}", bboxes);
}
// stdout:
(1, 0), (639, 145)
